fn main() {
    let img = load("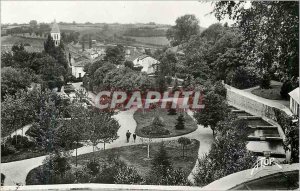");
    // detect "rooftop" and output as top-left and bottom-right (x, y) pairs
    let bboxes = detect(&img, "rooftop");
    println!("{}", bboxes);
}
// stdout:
(72, 59), (90, 67)
(289, 87), (299, 104)
(51, 19), (60, 33)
